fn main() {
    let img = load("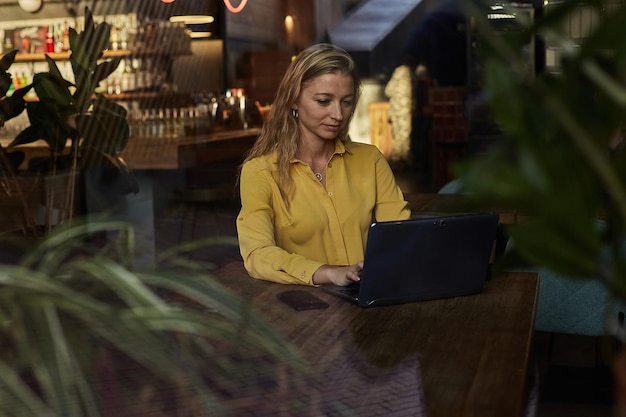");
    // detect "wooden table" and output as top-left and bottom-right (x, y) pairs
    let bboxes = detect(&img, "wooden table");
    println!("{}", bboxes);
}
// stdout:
(211, 261), (538, 417)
